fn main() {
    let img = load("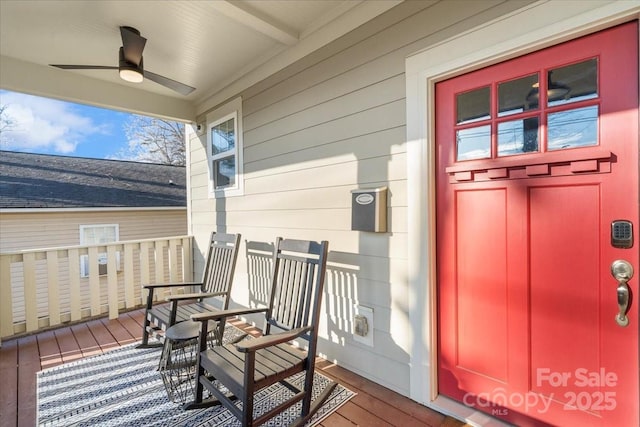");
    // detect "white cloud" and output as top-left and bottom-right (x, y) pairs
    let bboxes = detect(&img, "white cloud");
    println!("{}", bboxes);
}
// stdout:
(0, 90), (104, 154)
